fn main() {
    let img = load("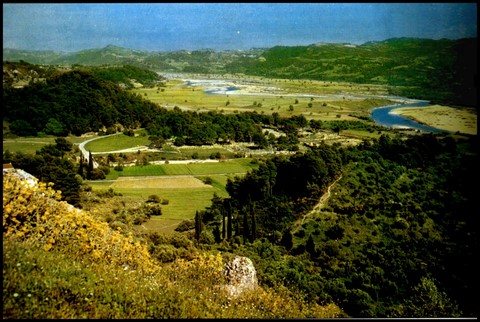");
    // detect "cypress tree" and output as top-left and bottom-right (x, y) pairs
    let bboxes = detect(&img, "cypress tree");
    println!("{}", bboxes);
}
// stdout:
(87, 151), (94, 179)
(250, 204), (256, 243)
(194, 210), (202, 242)
(227, 201), (232, 241)
(243, 210), (250, 244)
(222, 211), (226, 240)
(306, 234), (316, 257)
(78, 155), (84, 178)
(281, 230), (293, 252)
